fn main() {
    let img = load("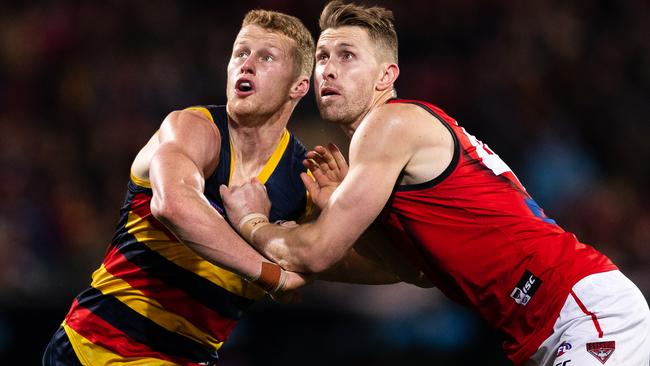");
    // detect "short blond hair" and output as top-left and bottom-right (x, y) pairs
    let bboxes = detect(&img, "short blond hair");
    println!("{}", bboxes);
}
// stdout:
(319, 1), (398, 63)
(243, 10), (315, 77)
